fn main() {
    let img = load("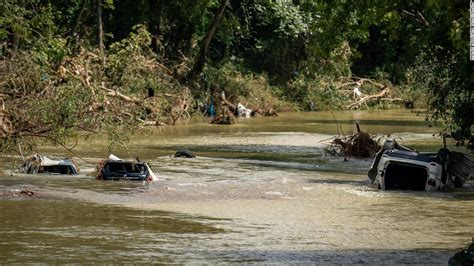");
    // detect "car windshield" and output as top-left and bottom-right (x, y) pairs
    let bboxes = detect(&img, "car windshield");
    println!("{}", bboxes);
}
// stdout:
(42, 165), (76, 175)
(105, 162), (146, 174)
